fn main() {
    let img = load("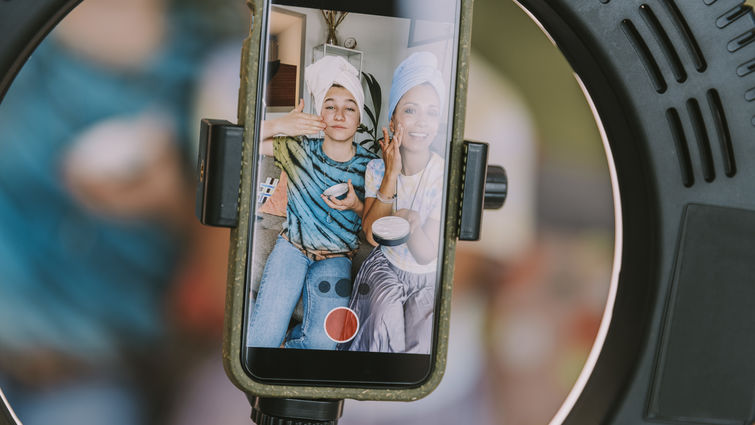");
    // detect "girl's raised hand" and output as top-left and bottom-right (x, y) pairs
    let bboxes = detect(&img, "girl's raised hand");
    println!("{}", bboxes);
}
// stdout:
(380, 125), (403, 178)
(273, 99), (326, 137)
